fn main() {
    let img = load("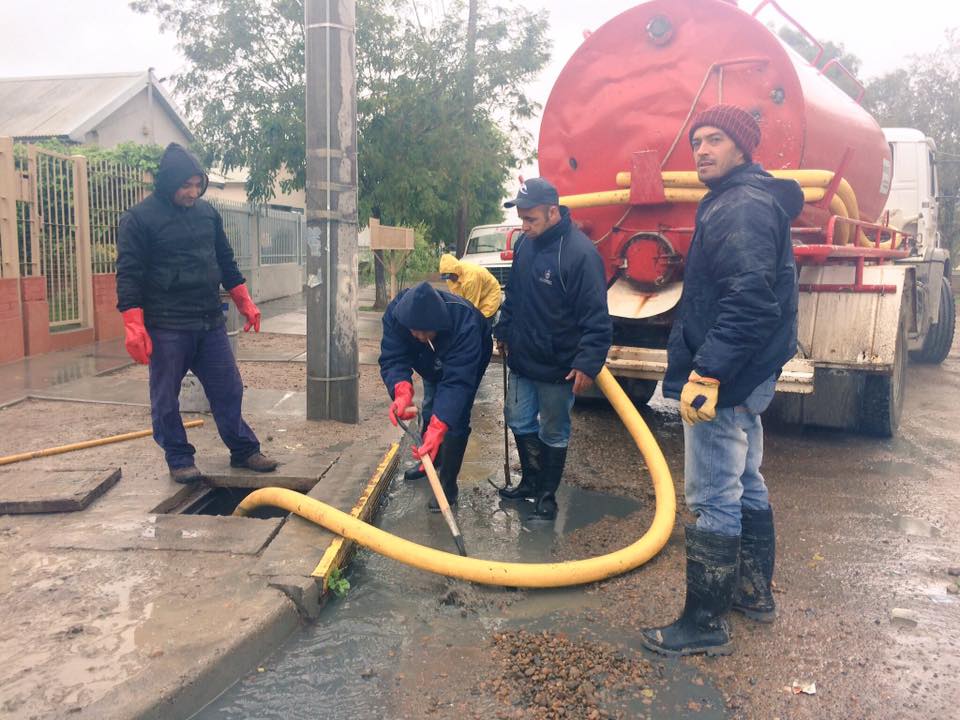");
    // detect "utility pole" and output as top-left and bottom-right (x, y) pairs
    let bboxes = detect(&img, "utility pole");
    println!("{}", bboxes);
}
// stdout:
(305, 0), (359, 422)
(455, 0), (479, 257)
